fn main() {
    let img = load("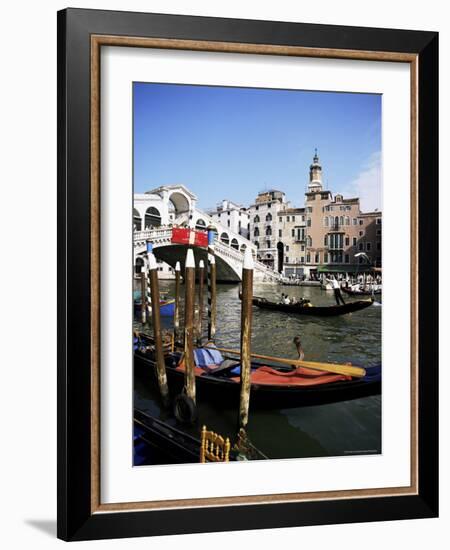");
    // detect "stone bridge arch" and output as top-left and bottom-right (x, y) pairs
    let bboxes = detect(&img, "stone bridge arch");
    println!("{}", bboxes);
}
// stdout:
(167, 189), (191, 217)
